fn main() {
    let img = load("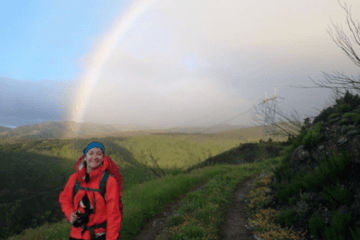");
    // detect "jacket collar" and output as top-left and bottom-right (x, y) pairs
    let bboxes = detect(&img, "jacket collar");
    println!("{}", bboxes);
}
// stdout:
(75, 154), (110, 184)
